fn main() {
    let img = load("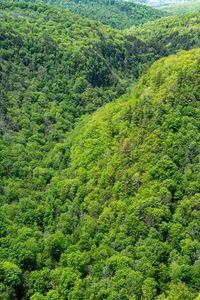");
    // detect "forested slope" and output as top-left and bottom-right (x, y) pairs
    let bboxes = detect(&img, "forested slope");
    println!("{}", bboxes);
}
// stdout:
(130, 11), (200, 63)
(48, 47), (200, 300)
(160, 1), (200, 14)
(1, 46), (200, 299)
(0, 2), (200, 299)
(0, 1), (147, 137)
(49, 48), (200, 299)
(131, 0), (198, 7)
(0, 2), (199, 156)
(13, 0), (166, 29)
